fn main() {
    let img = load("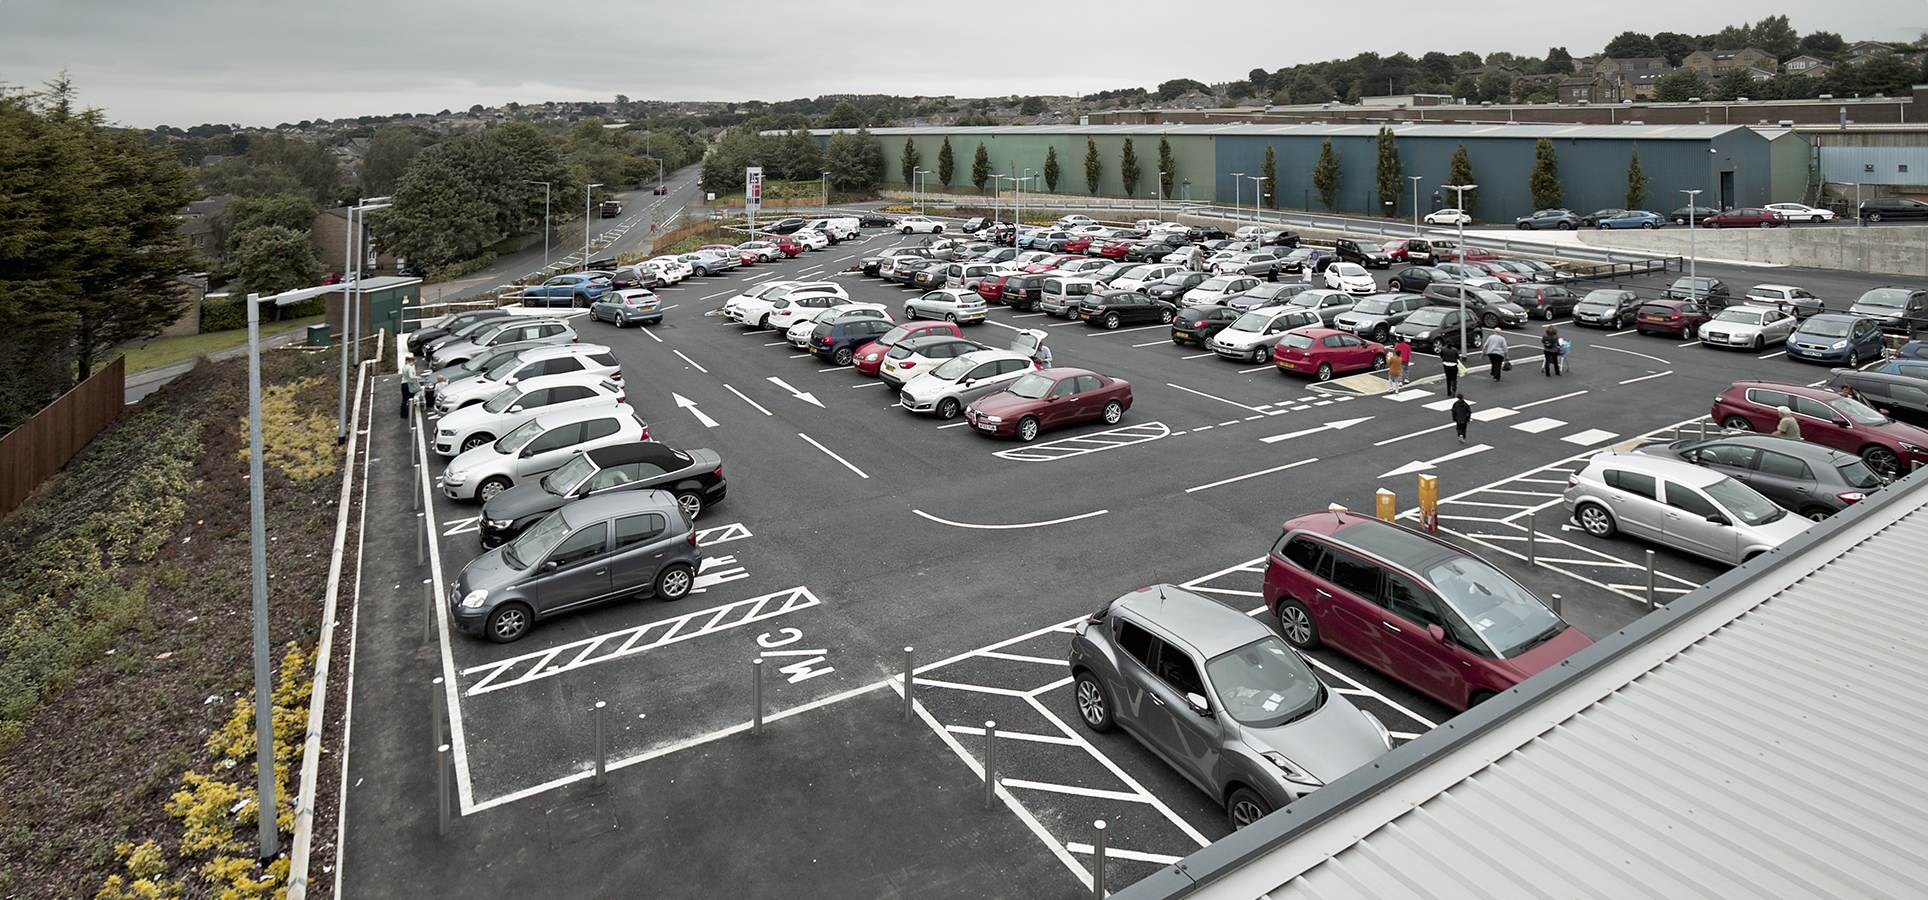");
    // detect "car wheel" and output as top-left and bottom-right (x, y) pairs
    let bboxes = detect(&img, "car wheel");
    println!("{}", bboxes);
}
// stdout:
(1750, 334), (1763, 351)
(1800, 506), (1833, 522)
(461, 434), (493, 453)
(1870, 212), (1885, 223)
(1558, 221), (1575, 230)
(1101, 400), (1123, 425)
(1861, 446), (1902, 484)
(1847, 346), (1862, 366)
(654, 562), (694, 601)
(1276, 599), (1320, 648)
(476, 477), (511, 503)
(574, 294), (590, 308)
(1103, 312), (1122, 329)
(484, 603), (532, 643)
(695, 266), (710, 276)
(1371, 352), (1386, 369)
(1642, 222), (1656, 230)
(1683, 325), (1698, 341)
(1720, 415), (1754, 432)
(758, 314), (773, 329)
(1516, 222), (1531, 230)
(1254, 345), (1272, 364)
(1760, 221), (1774, 228)
(1541, 306), (1556, 321)
(1709, 221), (1722, 230)
(1576, 502), (1617, 537)
(1015, 416), (1040, 442)
(901, 226), (913, 234)
(1481, 312), (1499, 329)
(675, 491), (704, 520)
(1073, 672), (1114, 732)
(944, 312), (958, 324)
(1389, 280), (1406, 292)
(1158, 308), (1175, 324)
(832, 347), (855, 366)
(613, 313), (628, 328)
(1226, 787), (1272, 831)
(1812, 215), (1825, 224)
(1371, 325), (1390, 343)
(935, 397), (961, 420)
(1469, 690), (1498, 707)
